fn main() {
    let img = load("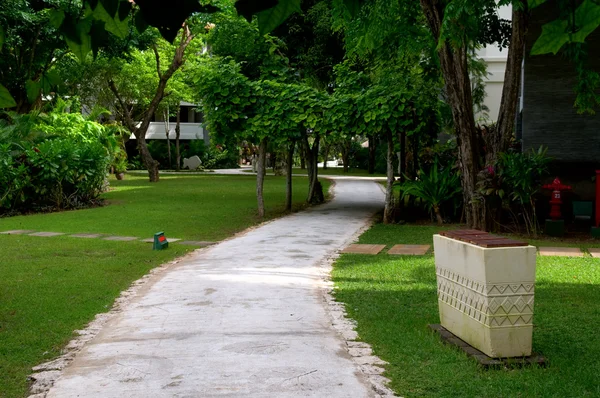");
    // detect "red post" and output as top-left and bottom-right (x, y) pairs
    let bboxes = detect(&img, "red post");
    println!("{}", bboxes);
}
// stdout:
(596, 171), (600, 227)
